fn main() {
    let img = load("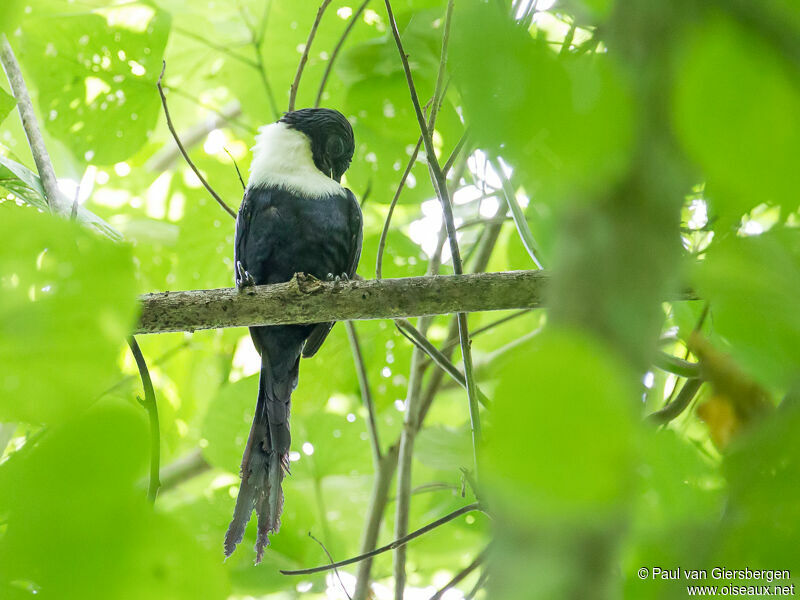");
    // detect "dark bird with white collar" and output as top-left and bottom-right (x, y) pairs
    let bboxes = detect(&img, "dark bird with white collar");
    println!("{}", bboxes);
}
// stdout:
(225, 108), (362, 562)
